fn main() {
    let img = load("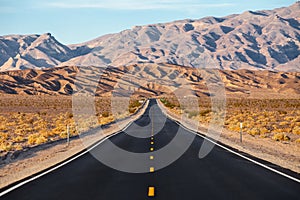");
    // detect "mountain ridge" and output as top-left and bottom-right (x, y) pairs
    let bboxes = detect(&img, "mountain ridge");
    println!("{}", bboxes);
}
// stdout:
(0, 64), (299, 97)
(0, 2), (299, 71)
